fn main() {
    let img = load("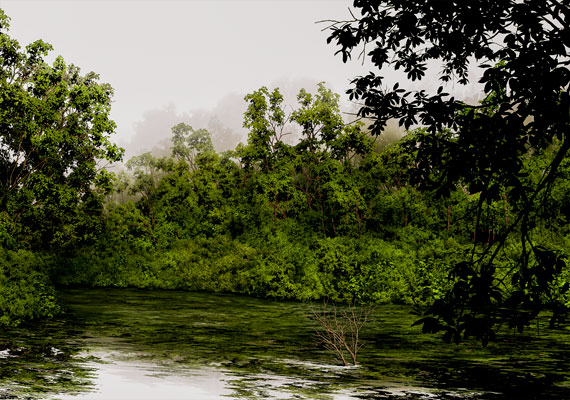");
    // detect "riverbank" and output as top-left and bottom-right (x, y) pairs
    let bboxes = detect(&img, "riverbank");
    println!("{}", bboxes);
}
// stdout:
(51, 232), (462, 305)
